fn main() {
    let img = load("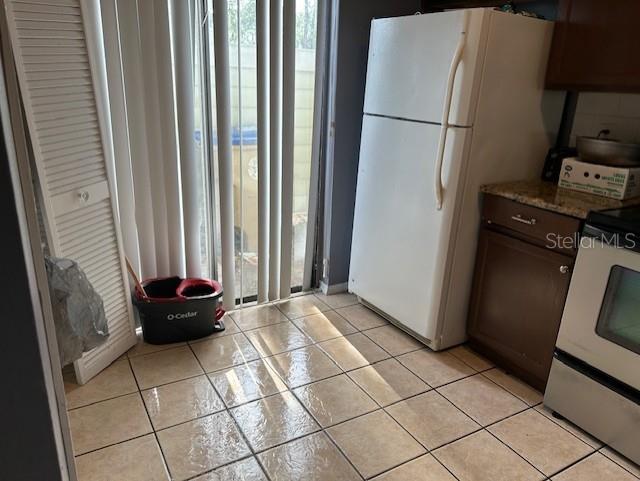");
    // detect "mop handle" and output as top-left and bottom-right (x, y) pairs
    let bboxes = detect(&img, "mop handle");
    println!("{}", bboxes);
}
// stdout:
(125, 257), (147, 300)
